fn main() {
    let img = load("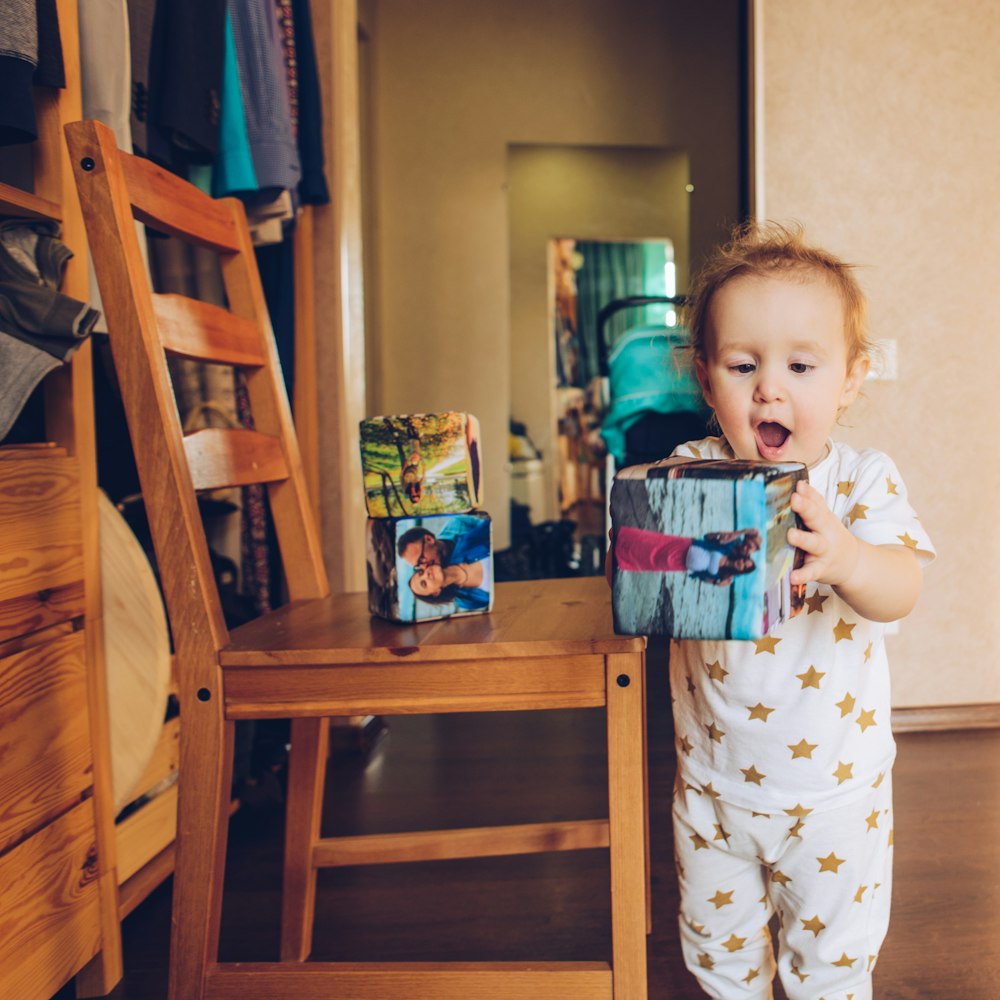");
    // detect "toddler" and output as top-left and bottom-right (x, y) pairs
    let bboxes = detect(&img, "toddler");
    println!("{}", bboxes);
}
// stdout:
(666, 223), (934, 998)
